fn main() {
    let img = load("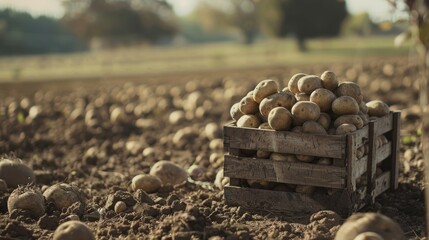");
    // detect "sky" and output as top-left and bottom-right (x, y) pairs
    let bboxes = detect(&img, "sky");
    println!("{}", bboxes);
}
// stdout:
(0, 0), (406, 22)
